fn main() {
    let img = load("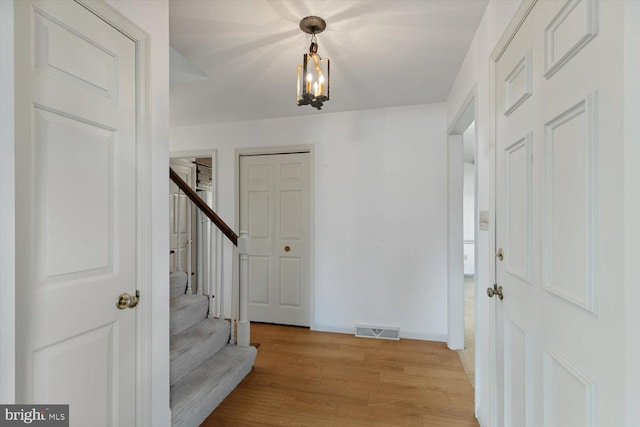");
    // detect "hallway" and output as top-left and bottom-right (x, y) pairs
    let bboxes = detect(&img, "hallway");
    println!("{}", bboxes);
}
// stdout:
(203, 323), (477, 426)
